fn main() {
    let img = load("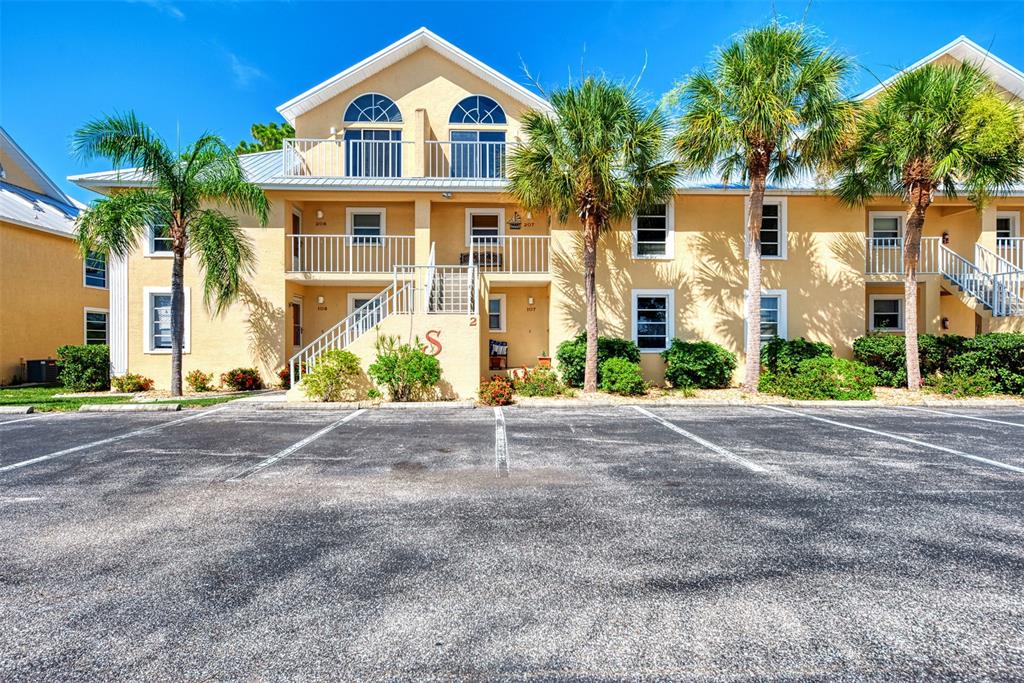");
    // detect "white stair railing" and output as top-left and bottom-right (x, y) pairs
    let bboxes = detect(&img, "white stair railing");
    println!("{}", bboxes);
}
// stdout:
(289, 281), (412, 385)
(998, 238), (1024, 270)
